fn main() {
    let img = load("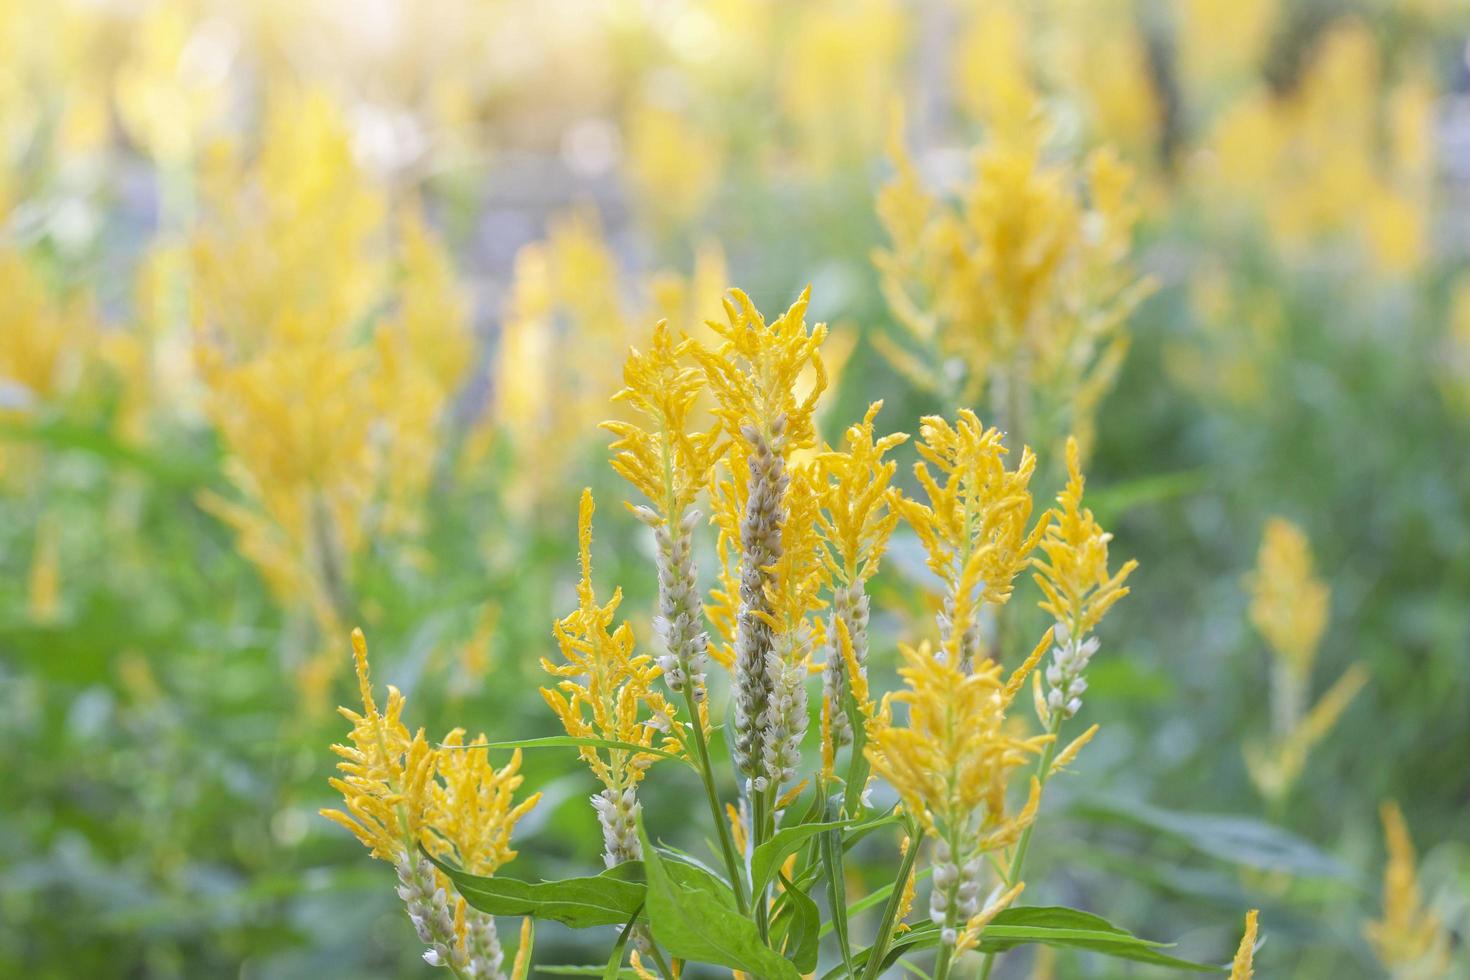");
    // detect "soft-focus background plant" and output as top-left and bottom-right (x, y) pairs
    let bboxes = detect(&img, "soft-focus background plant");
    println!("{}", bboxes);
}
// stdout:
(2, 0), (1468, 977)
